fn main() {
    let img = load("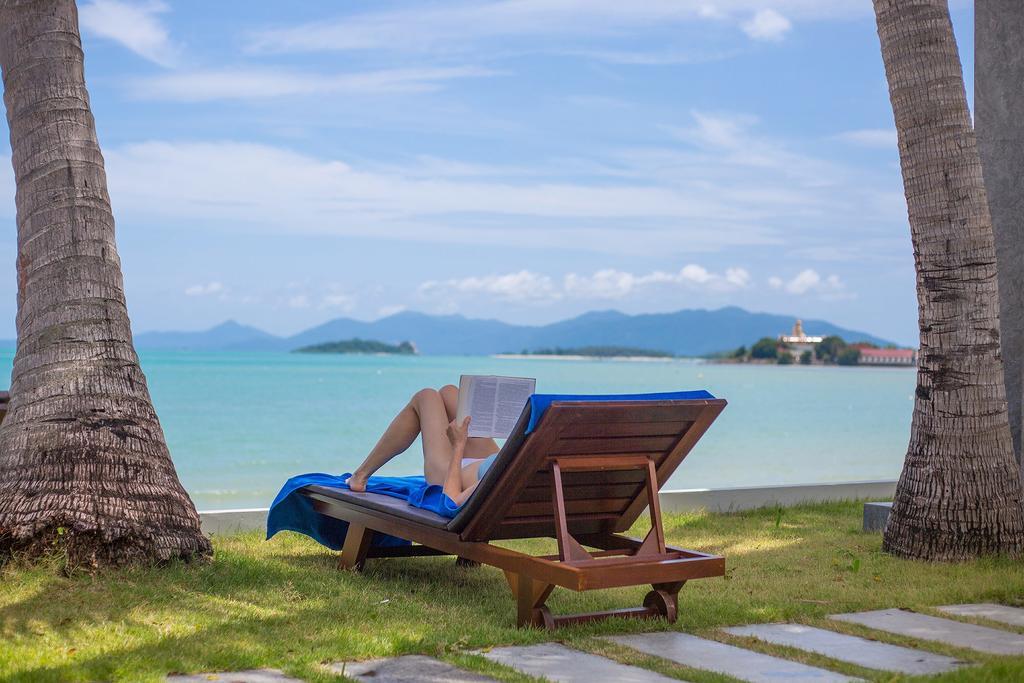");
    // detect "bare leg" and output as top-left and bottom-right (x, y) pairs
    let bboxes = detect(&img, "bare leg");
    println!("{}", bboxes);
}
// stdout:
(439, 384), (500, 459)
(349, 398), (420, 492)
(415, 388), (458, 485)
(350, 388), (455, 491)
